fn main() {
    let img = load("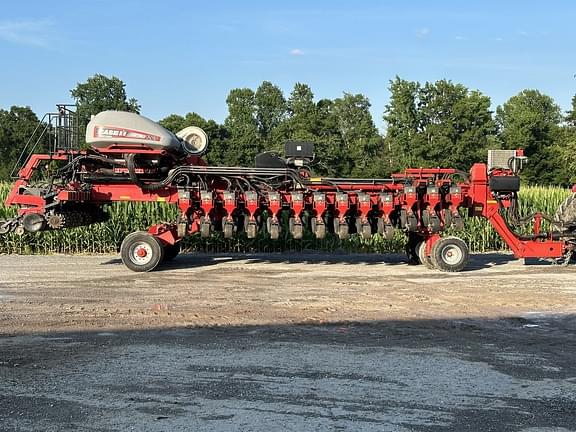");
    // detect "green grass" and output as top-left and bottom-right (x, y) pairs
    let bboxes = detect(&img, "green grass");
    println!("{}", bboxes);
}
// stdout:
(0, 182), (571, 255)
